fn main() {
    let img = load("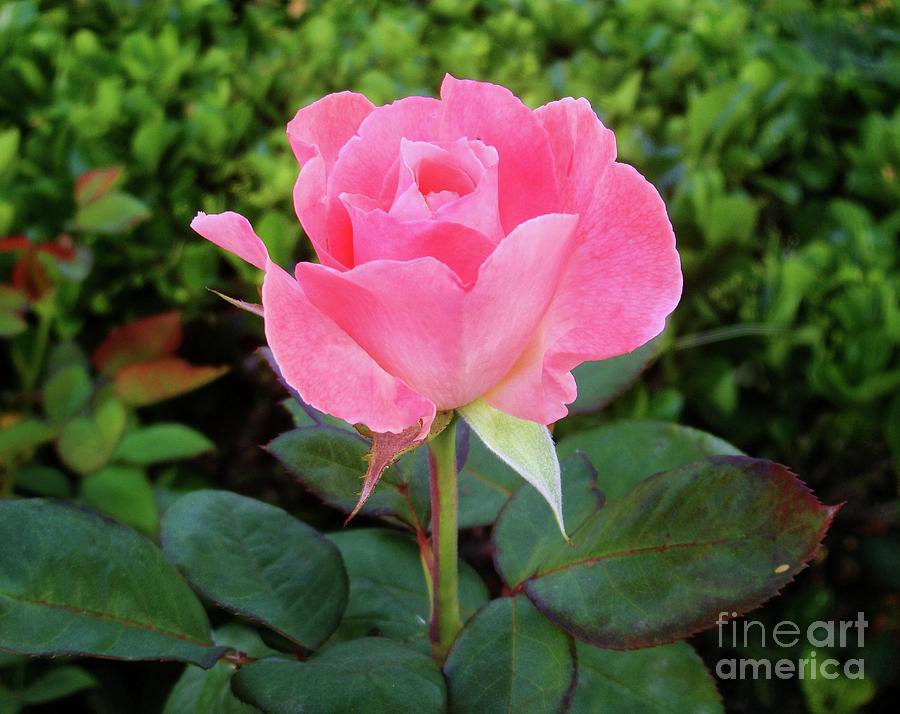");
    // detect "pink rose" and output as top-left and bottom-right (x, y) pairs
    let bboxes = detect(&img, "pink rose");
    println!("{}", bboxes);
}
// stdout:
(192, 75), (682, 438)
